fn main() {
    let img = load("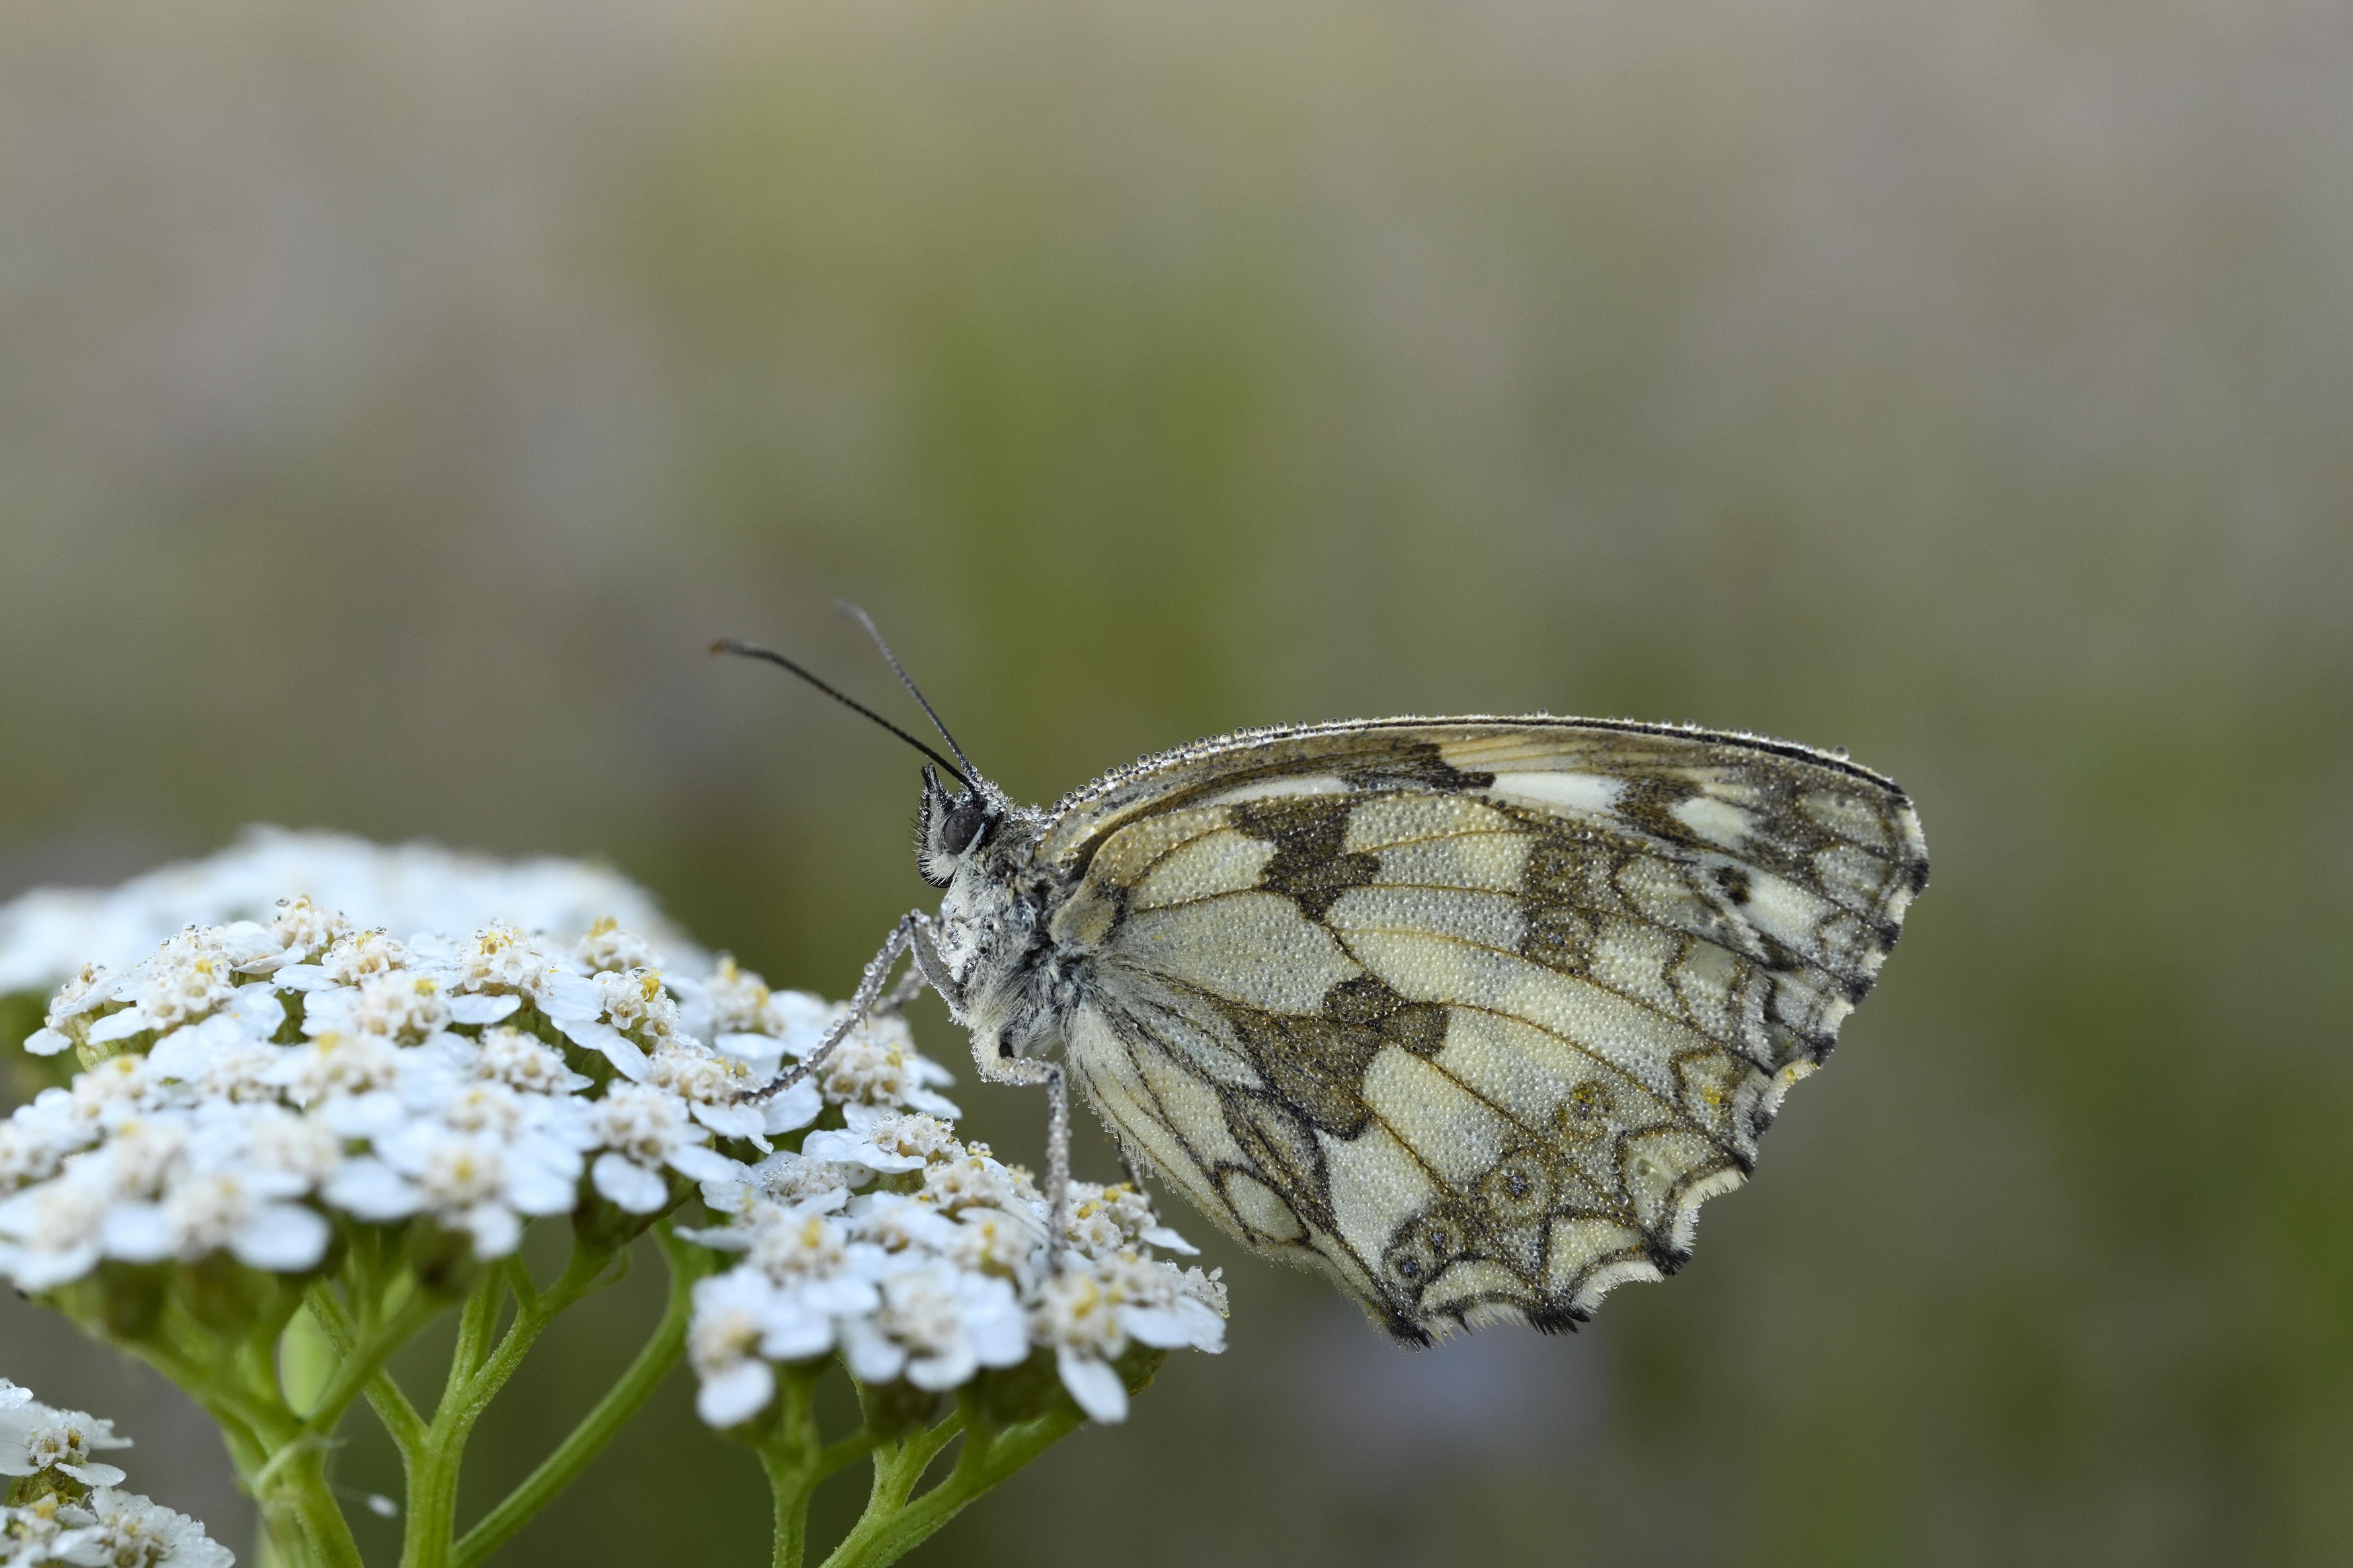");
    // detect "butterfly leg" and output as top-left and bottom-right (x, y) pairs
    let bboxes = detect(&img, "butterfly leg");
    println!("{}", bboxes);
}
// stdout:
(981, 1054), (1073, 1266)
(876, 960), (929, 1015)
(753, 911), (940, 1102)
